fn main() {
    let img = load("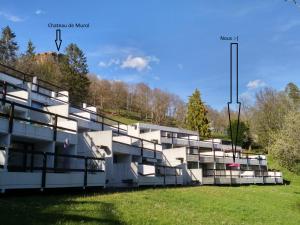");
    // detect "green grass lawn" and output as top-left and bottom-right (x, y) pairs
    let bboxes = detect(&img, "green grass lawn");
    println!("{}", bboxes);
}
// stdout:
(0, 160), (299, 225)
